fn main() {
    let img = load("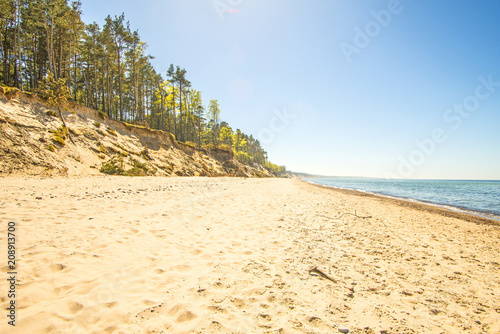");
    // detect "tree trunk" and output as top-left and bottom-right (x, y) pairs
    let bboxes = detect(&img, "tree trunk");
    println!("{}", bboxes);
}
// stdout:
(179, 82), (183, 142)
(160, 88), (164, 130)
(13, 2), (19, 88)
(93, 52), (98, 109)
(58, 30), (62, 79)
(48, 15), (55, 77)
(117, 50), (123, 121)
